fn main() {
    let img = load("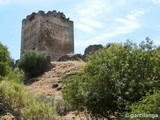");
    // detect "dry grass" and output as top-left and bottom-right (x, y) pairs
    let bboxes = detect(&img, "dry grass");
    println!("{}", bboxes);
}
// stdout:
(26, 61), (85, 100)
(26, 61), (87, 120)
